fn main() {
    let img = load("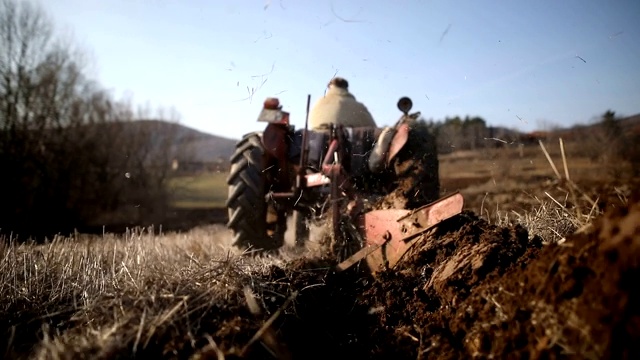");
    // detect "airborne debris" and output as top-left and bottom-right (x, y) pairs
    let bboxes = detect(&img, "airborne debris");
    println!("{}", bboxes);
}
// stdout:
(439, 23), (452, 44)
